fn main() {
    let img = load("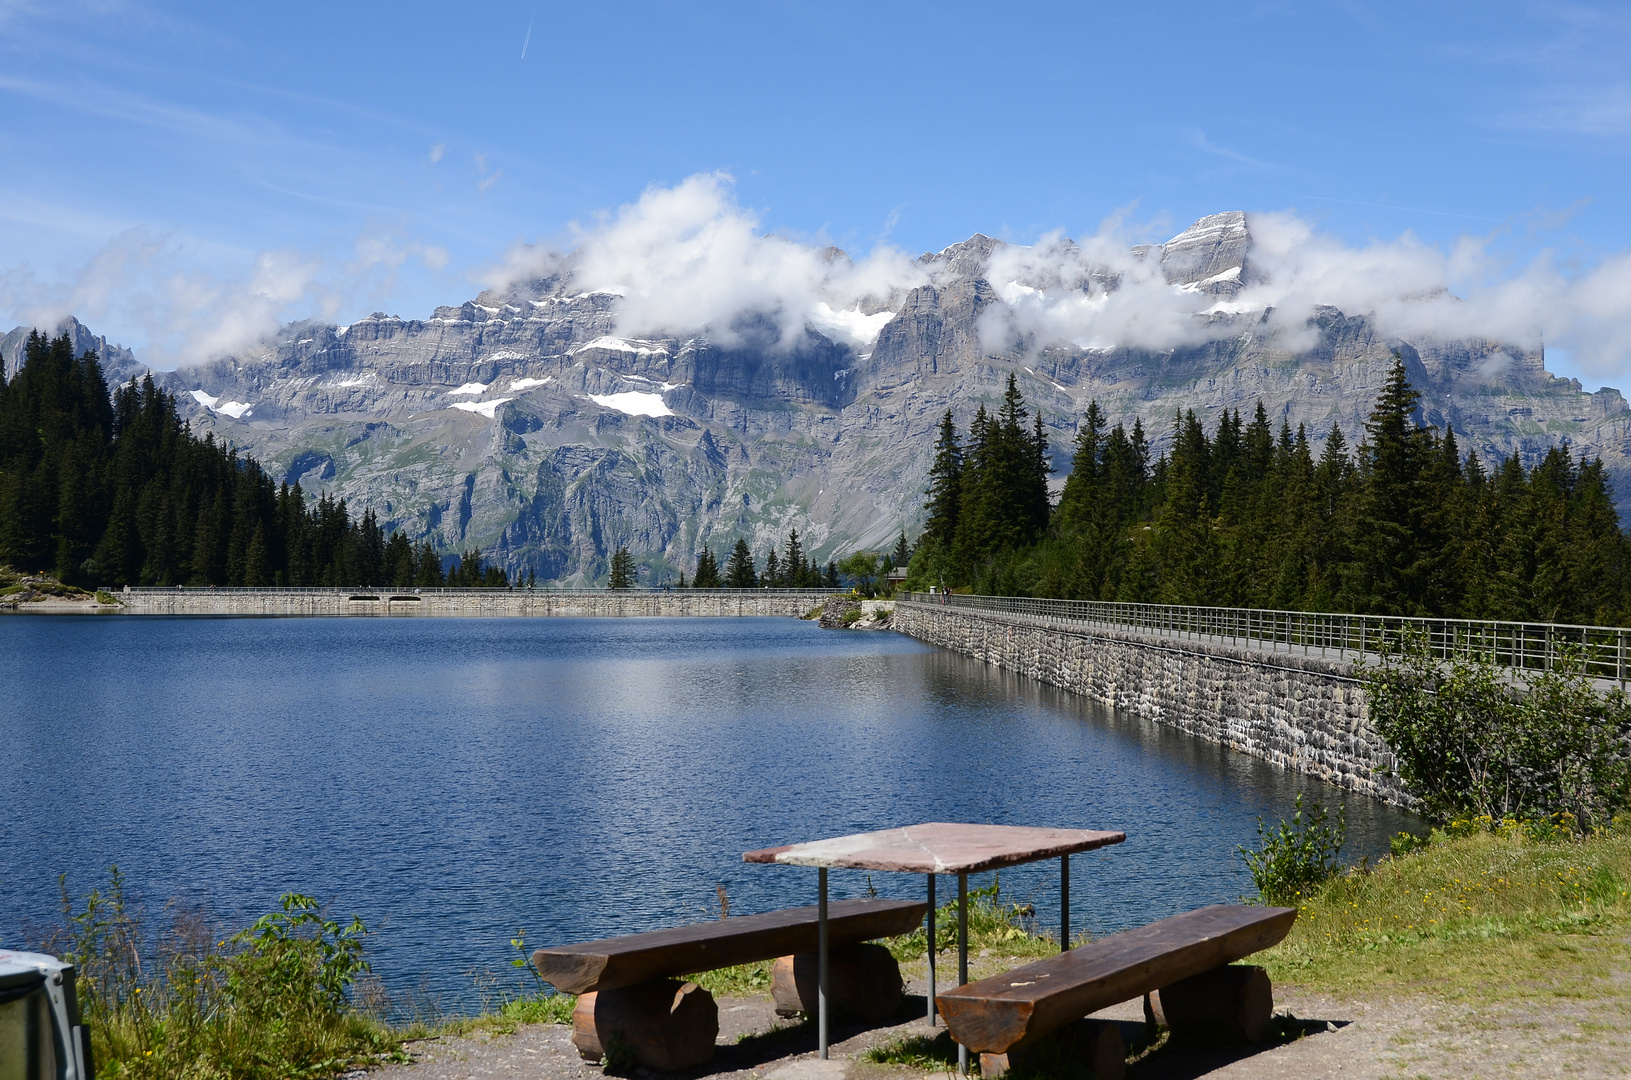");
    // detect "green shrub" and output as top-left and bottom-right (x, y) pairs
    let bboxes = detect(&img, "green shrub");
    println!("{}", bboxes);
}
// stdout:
(1390, 831), (1429, 858)
(49, 867), (400, 1080)
(1241, 795), (1347, 906)
(1365, 631), (1631, 828)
